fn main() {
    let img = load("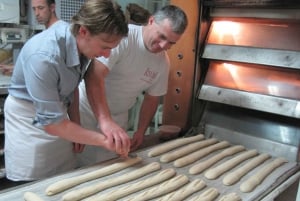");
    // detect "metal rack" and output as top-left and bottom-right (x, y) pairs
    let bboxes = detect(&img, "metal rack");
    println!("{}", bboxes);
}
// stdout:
(0, 74), (10, 179)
